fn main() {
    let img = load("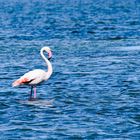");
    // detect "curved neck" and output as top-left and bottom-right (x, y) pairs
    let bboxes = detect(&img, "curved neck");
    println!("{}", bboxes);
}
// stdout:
(40, 49), (53, 79)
